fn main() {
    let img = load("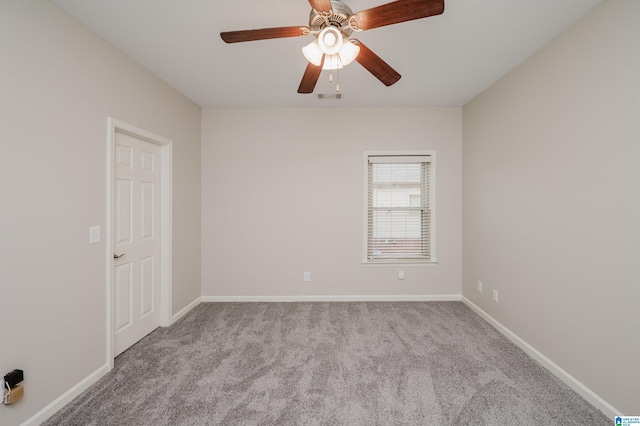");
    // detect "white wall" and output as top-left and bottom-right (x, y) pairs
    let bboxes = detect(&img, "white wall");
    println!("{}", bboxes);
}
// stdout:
(462, 0), (640, 415)
(201, 107), (462, 299)
(0, 1), (201, 424)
